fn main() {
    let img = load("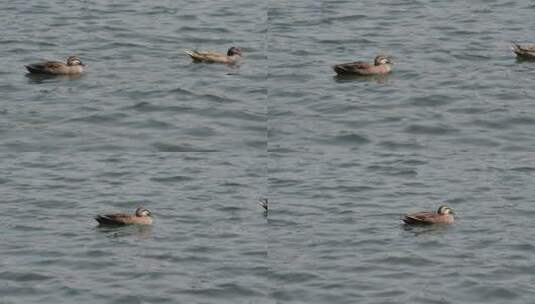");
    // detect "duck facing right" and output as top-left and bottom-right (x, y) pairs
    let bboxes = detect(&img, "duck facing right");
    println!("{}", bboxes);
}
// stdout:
(25, 55), (86, 75)
(401, 205), (455, 225)
(95, 206), (153, 226)
(333, 55), (392, 76)
(185, 47), (242, 64)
